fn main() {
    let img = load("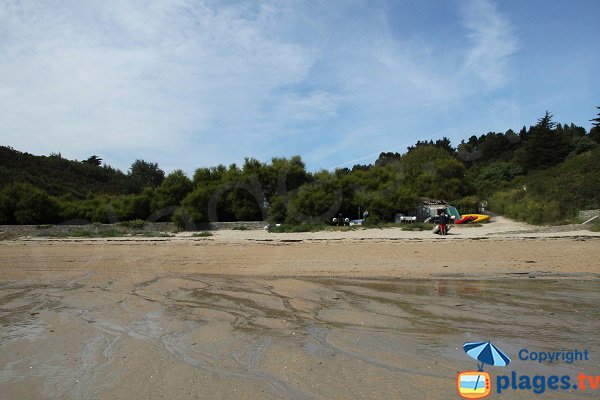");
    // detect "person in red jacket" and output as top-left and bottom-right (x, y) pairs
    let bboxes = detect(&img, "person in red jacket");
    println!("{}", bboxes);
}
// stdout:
(438, 210), (449, 235)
